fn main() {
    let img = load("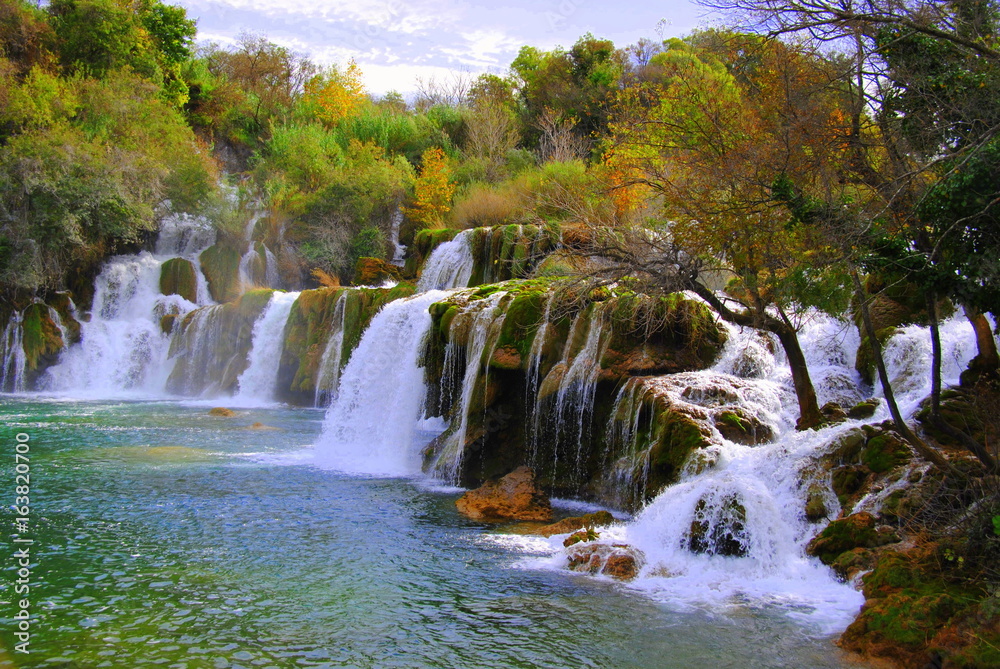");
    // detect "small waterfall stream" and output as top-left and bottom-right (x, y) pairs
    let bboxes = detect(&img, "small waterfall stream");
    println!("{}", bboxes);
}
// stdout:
(313, 290), (449, 476)
(234, 290), (301, 404)
(0, 311), (27, 392)
(313, 292), (349, 407)
(417, 230), (475, 291)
